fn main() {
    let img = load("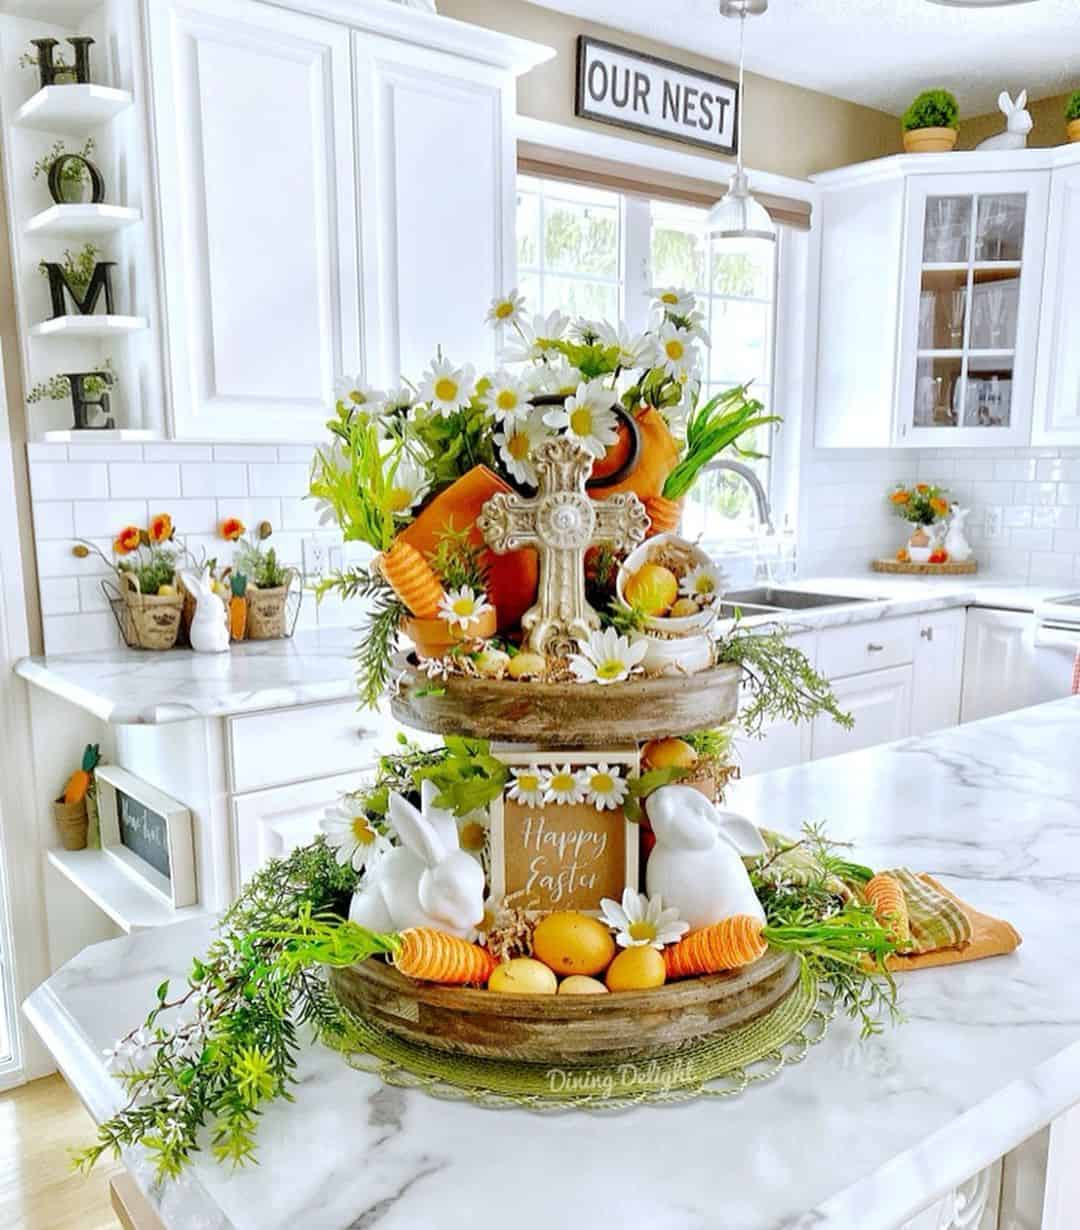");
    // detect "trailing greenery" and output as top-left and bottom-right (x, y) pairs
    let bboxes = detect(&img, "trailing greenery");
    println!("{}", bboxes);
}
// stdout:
(31, 137), (94, 183)
(718, 617), (853, 739)
(902, 88), (959, 132)
(38, 242), (99, 297)
(316, 566), (408, 709)
(26, 355), (115, 404)
(662, 383), (781, 501)
(1066, 91), (1080, 123)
